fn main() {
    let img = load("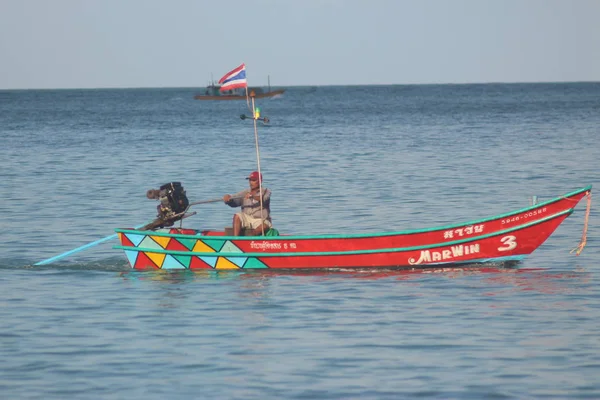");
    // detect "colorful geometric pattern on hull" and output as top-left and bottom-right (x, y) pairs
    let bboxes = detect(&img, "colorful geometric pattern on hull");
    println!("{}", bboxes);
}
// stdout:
(118, 229), (268, 270)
